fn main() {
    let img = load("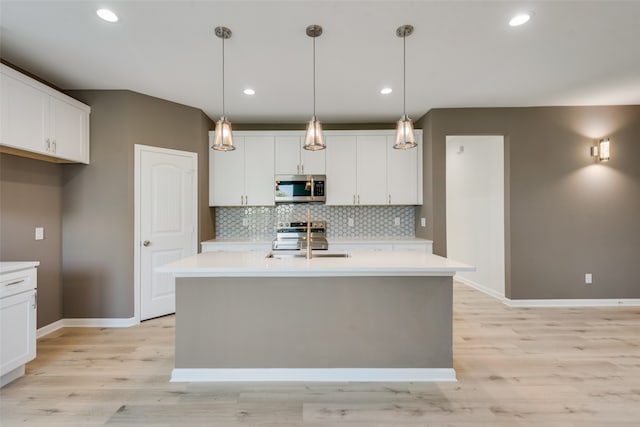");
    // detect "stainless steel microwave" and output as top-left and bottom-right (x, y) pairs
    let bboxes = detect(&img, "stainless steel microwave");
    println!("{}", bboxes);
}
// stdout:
(275, 175), (326, 203)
